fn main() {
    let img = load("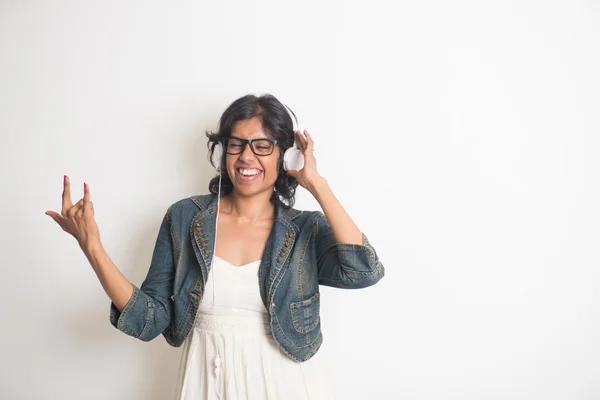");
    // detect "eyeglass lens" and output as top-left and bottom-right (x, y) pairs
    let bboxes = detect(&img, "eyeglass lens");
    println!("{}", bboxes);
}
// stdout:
(226, 138), (274, 155)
